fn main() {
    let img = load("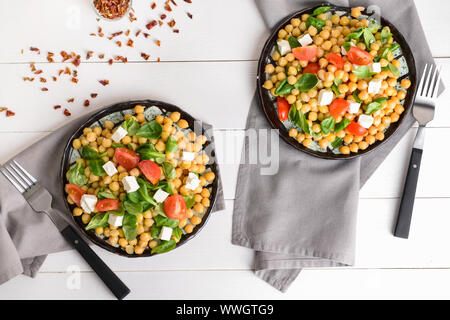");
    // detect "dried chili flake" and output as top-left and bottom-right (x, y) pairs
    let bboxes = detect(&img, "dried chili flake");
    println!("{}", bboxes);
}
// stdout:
(41, 87), (49, 91)
(143, 33), (150, 38)
(0, 107), (6, 113)
(184, 0), (192, 3)
(125, 29), (130, 36)
(6, 110), (15, 117)
(173, 29), (179, 33)
(164, 4), (172, 12)
(34, 70), (43, 75)
(135, 30), (142, 37)
(90, 33), (97, 37)
(73, 70), (78, 77)
(64, 67), (72, 75)
(93, 0), (131, 20)
(40, 77), (47, 83)
(146, 20), (158, 30)
(30, 63), (36, 72)
(167, 19), (176, 28)
(99, 32), (104, 37)
(84, 100), (90, 107)
(71, 77), (78, 83)
(91, 93), (98, 98)
(161, 14), (167, 20)
(30, 47), (40, 54)
(141, 53), (150, 61)
(115, 56), (128, 63)
(157, 57), (161, 62)
(151, 2), (156, 9)
(111, 31), (123, 37)
(156, 40), (161, 47)
(99, 80), (110, 86)
(23, 77), (35, 82)
(98, 53), (105, 59)
(108, 59), (114, 65)
(86, 51), (94, 60)
(187, 12), (193, 19)
(54, 105), (61, 110)
(116, 41), (122, 47)
(171, 0), (177, 5)
(68, 98), (75, 103)
(72, 58), (81, 67)
(63, 109), (71, 116)
(60, 51), (70, 61)
(47, 52), (55, 63)
(52, 76), (57, 81)
(158, 20), (163, 26)
(126, 39), (134, 47)
(129, 11), (137, 22)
